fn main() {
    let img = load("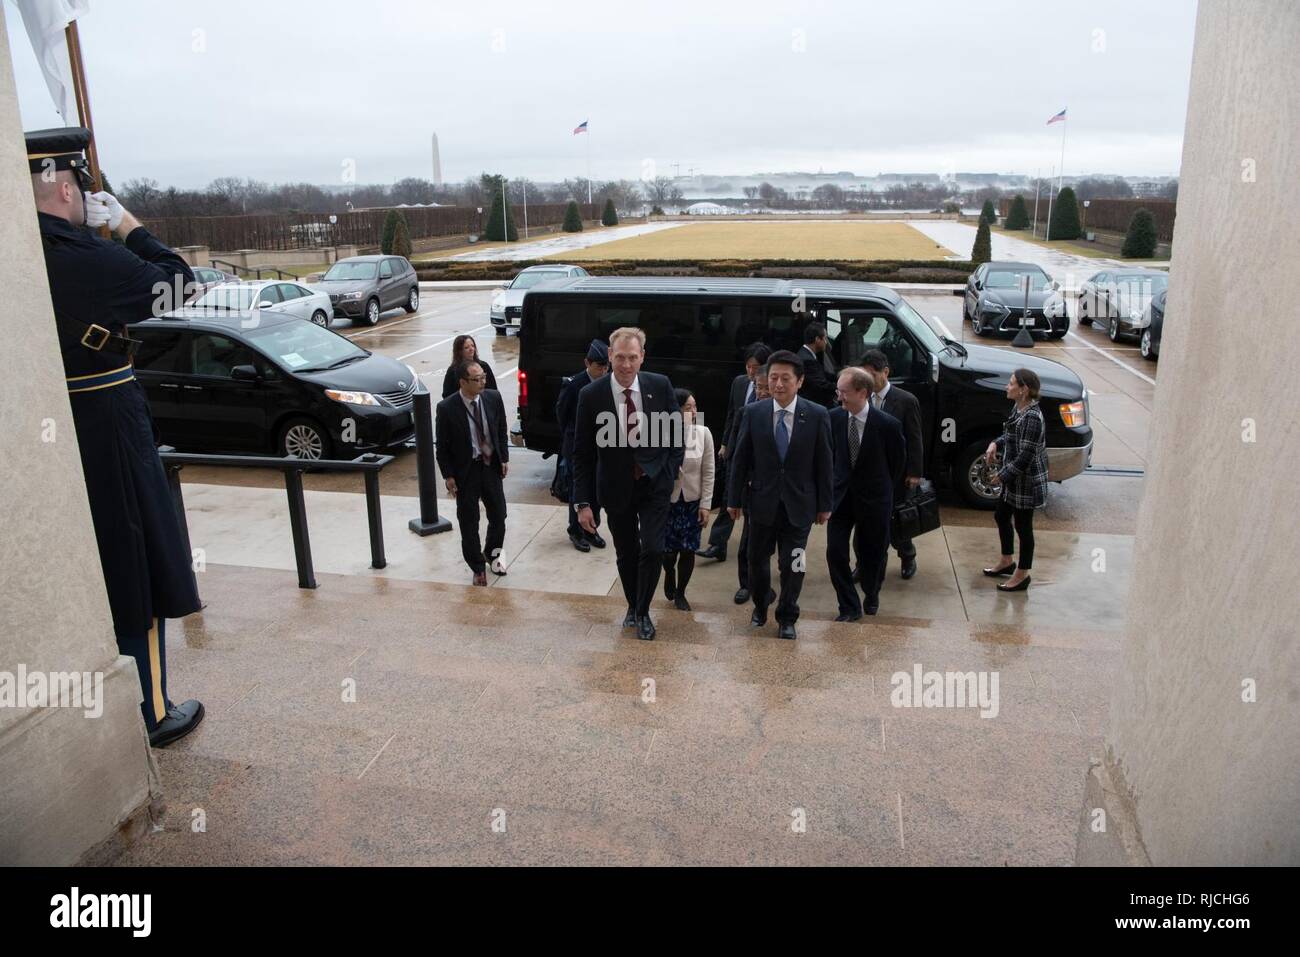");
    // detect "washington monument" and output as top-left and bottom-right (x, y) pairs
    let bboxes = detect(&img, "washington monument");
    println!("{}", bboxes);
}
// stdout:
(431, 132), (443, 186)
